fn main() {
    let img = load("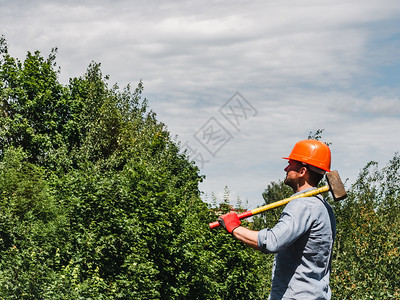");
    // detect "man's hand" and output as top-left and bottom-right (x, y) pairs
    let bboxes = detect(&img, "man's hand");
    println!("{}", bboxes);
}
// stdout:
(218, 212), (241, 233)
